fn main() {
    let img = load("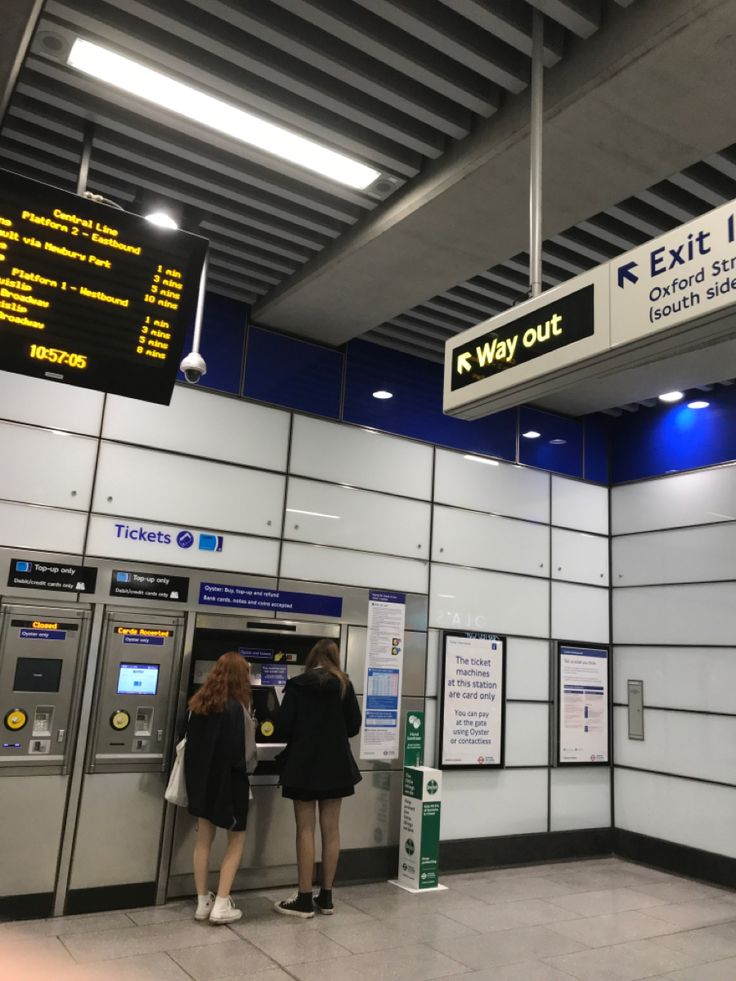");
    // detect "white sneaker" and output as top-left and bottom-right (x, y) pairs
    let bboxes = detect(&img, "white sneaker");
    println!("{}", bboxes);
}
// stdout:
(209, 896), (243, 924)
(195, 891), (215, 921)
